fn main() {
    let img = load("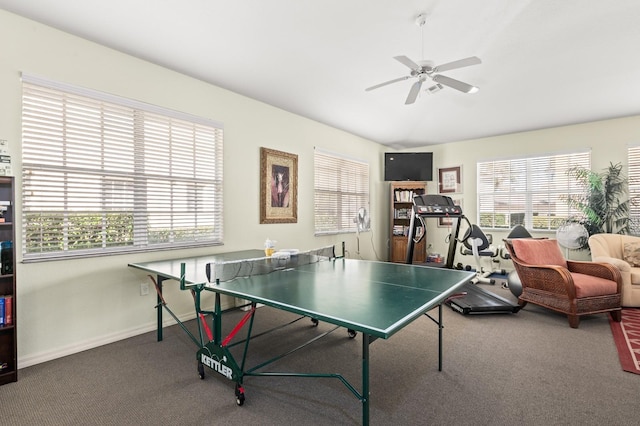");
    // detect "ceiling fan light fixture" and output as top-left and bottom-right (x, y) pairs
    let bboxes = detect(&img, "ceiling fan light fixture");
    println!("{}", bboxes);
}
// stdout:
(425, 84), (443, 94)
